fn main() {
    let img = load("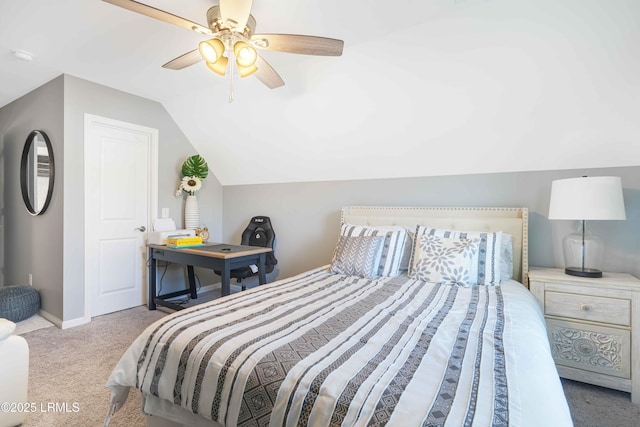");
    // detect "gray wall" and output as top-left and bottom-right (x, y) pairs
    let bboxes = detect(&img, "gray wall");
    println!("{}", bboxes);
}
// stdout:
(0, 74), (224, 324)
(0, 76), (64, 318)
(61, 75), (223, 322)
(2, 74), (637, 323)
(223, 166), (640, 286)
